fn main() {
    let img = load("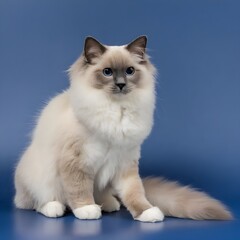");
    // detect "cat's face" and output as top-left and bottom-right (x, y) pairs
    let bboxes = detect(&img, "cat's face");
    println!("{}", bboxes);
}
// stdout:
(70, 36), (155, 99)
